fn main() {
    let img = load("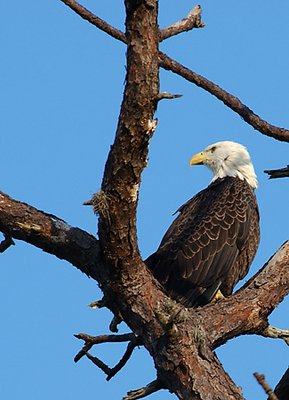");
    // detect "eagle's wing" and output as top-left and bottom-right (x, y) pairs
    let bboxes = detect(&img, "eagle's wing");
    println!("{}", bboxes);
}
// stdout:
(145, 177), (259, 307)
